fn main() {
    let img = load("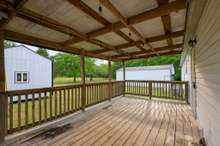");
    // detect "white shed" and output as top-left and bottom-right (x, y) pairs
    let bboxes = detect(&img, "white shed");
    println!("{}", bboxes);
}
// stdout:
(116, 65), (175, 81)
(4, 45), (52, 91)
